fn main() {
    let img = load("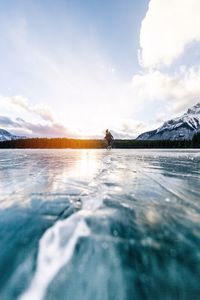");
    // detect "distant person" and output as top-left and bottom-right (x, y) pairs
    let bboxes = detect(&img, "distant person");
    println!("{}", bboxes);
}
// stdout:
(104, 129), (114, 149)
